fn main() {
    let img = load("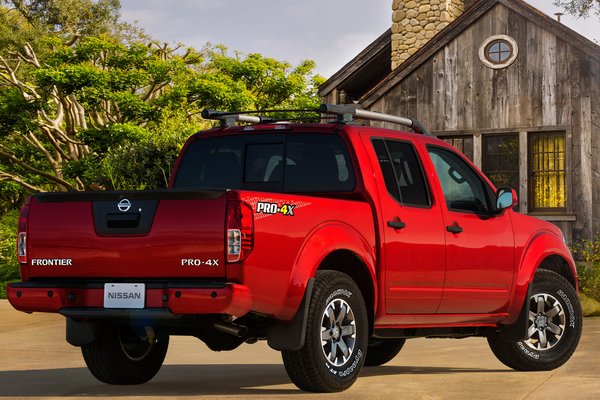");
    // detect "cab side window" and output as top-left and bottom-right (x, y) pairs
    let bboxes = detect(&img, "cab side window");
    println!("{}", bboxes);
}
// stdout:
(427, 146), (490, 214)
(372, 139), (430, 207)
